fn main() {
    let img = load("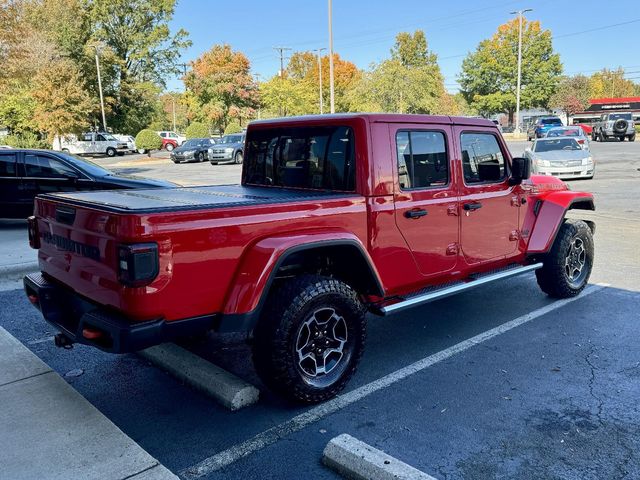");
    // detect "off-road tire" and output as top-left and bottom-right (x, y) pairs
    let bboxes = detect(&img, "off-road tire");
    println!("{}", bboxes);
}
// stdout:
(252, 274), (366, 404)
(106, 147), (116, 157)
(535, 219), (594, 298)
